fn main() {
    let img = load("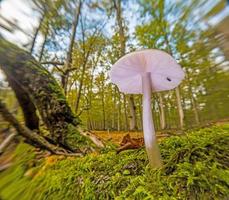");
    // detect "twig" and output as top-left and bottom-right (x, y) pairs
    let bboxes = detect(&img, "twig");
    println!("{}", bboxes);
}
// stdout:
(0, 163), (12, 172)
(41, 61), (64, 65)
(0, 131), (16, 154)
